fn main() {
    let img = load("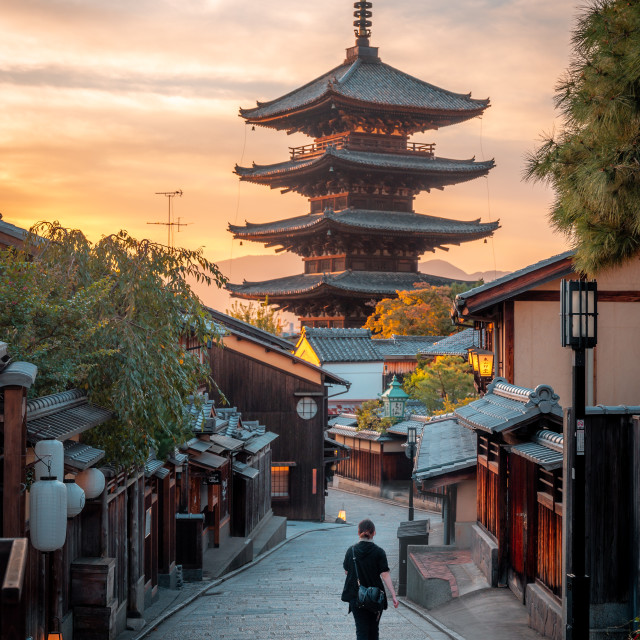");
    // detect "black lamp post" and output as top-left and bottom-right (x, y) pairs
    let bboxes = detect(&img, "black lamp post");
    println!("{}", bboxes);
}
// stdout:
(405, 426), (417, 521)
(561, 279), (597, 640)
